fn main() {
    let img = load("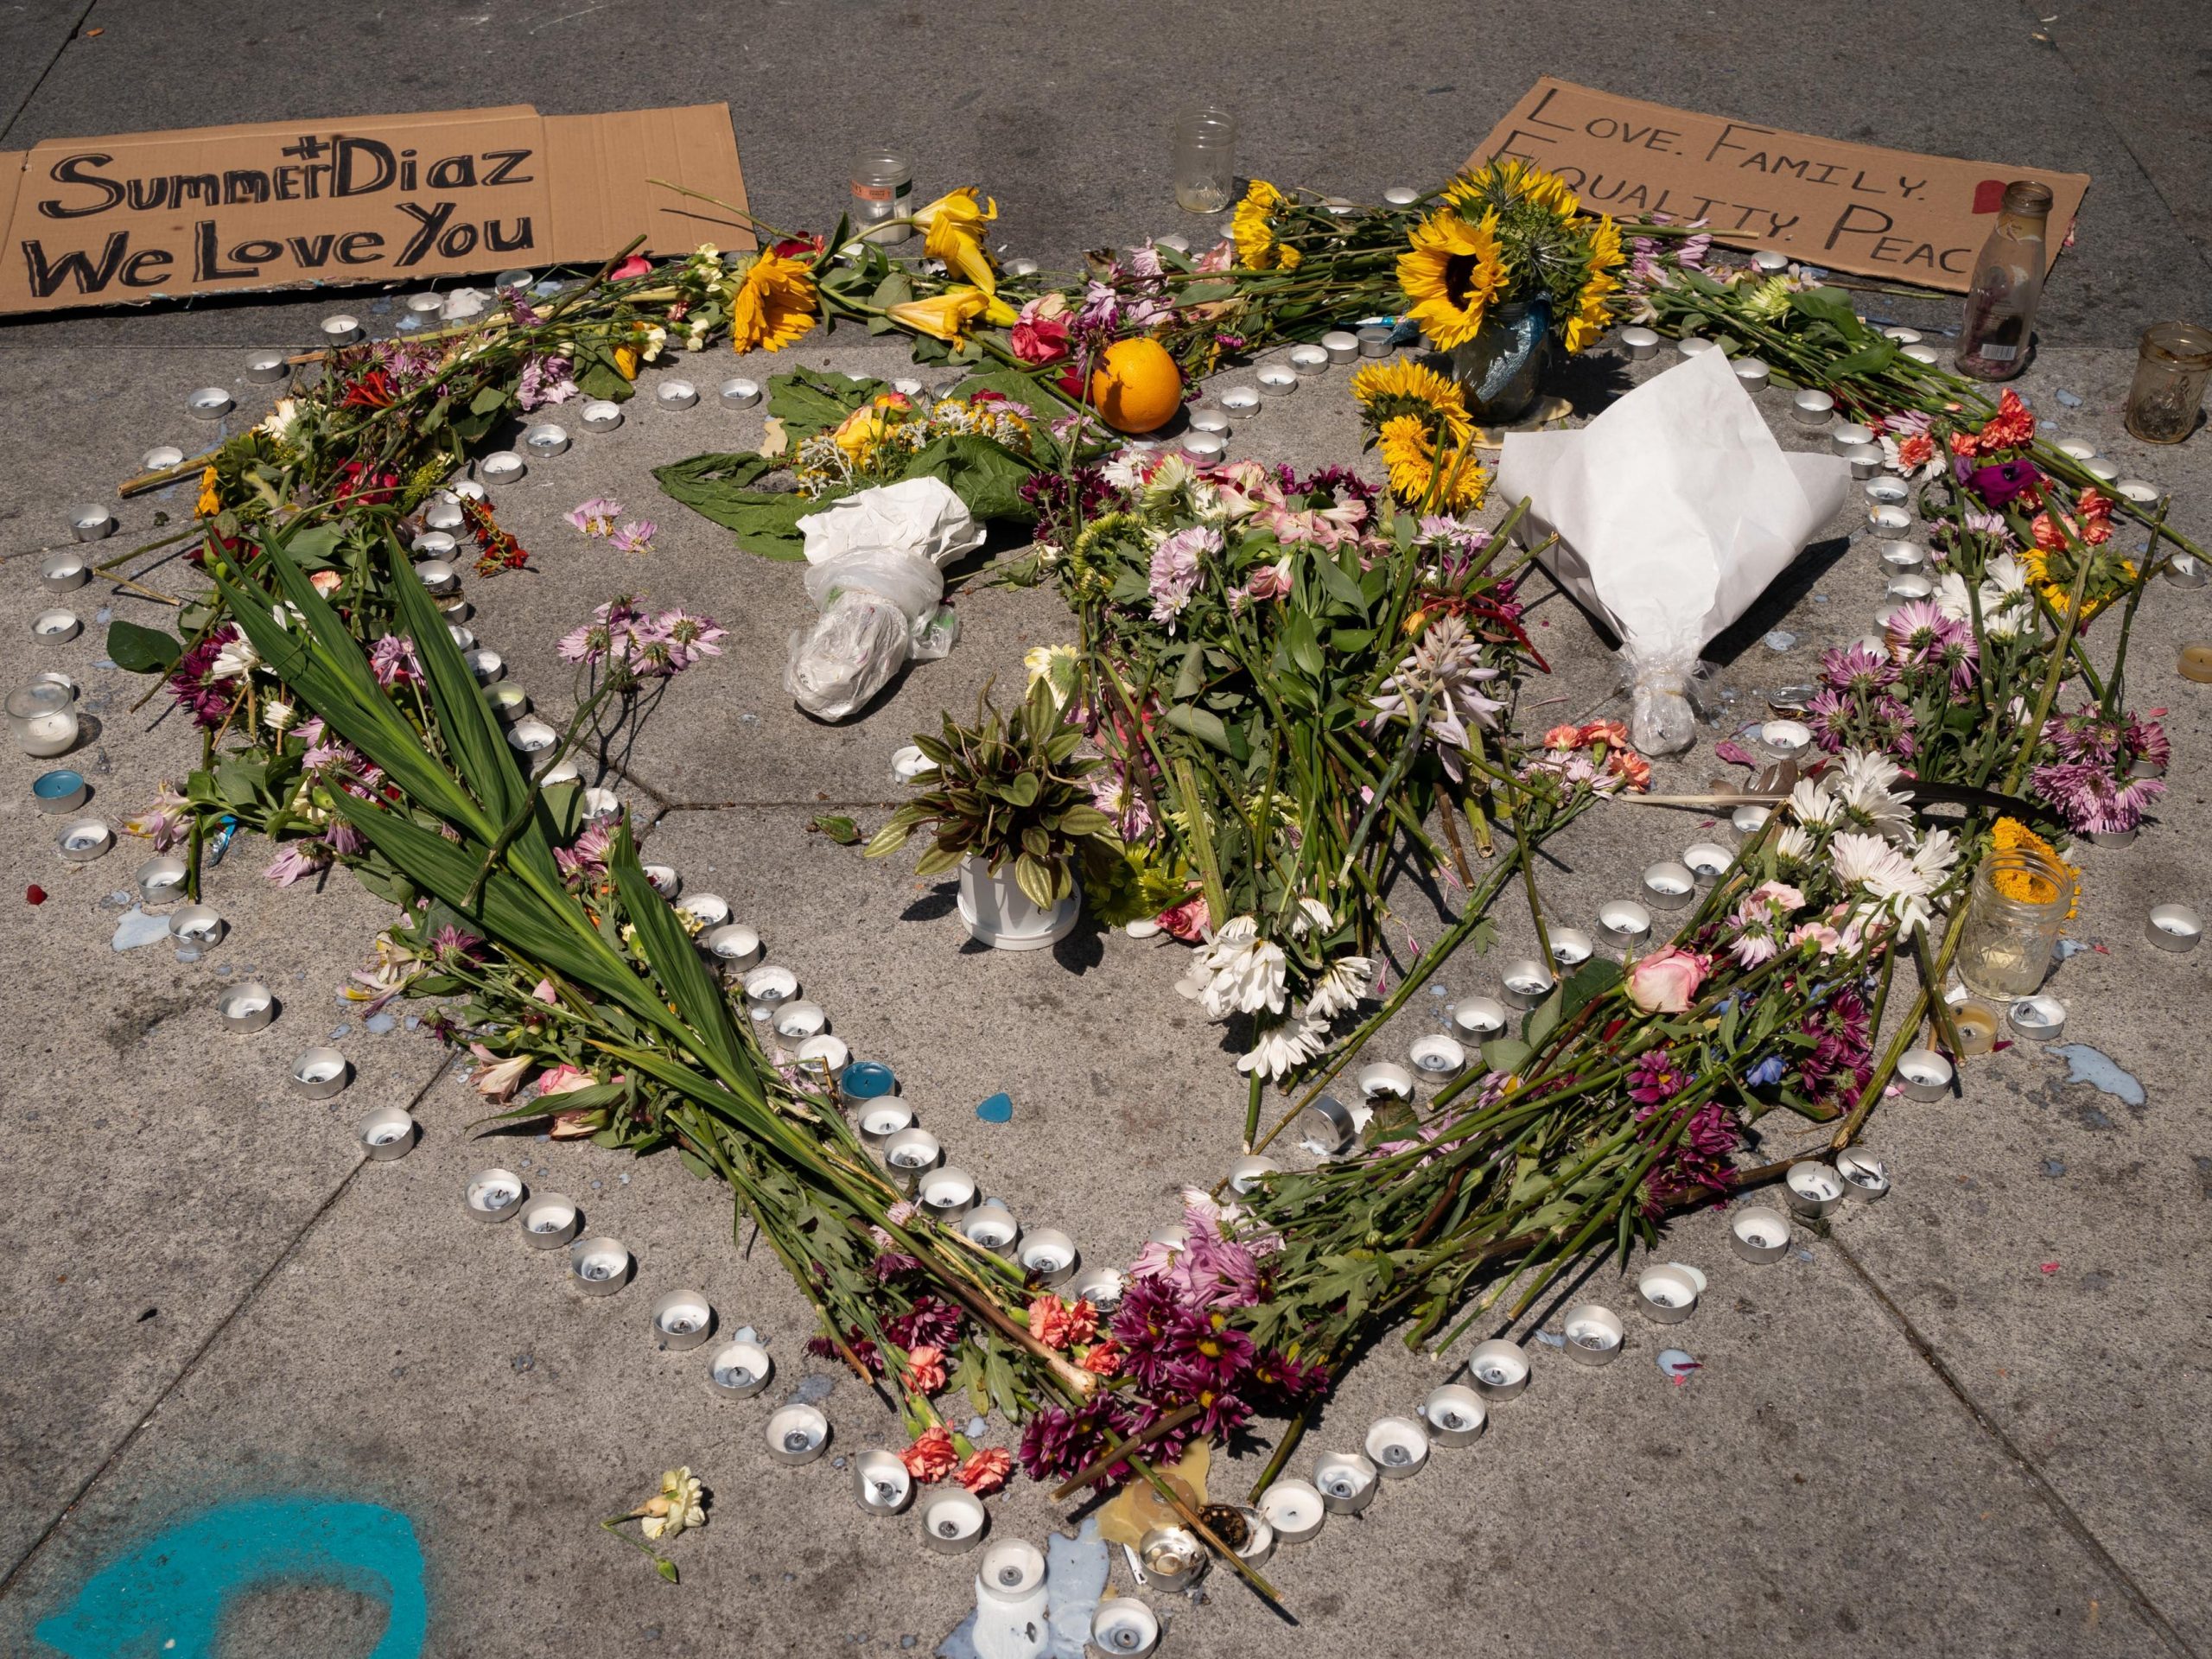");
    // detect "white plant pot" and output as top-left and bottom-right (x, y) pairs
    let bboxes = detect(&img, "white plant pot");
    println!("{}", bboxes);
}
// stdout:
(957, 855), (1078, 951)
